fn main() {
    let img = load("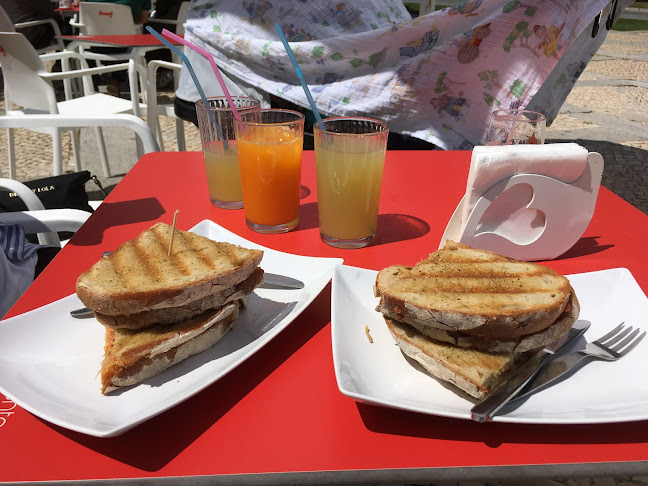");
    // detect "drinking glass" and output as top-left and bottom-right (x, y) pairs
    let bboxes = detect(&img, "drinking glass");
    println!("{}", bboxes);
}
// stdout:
(195, 96), (260, 209)
(234, 109), (305, 233)
(485, 109), (546, 145)
(313, 117), (389, 249)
